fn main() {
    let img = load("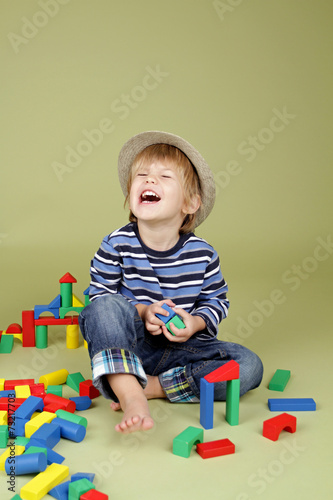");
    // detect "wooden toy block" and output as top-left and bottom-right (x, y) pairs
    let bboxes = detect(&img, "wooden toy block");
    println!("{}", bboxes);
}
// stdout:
(43, 393), (76, 413)
(80, 489), (108, 500)
(155, 303), (176, 324)
(72, 294), (84, 307)
(268, 369), (291, 391)
(0, 398), (26, 412)
(226, 378), (240, 426)
(66, 372), (85, 392)
(14, 396), (44, 420)
(69, 396), (91, 411)
(79, 380), (100, 399)
(84, 288), (91, 307)
(30, 384), (46, 398)
(0, 378), (4, 391)
(30, 422), (61, 449)
(196, 438), (235, 459)
(34, 306), (60, 320)
(59, 307), (84, 318)
(51, 417), (86, 442)
(36, 325), (48, 349)
(35, 317), (75, 326)
(14, 436), (30, 446)
(68, 478), (95, 500)
(268, 398), (316, 411)
(55, 409), (88, 428)
(25, 412), (57, 438)
(200, 378), (214, 429)
(0, 334), (14, 353)
(0, 411), (7, 425)
(20, 462), (69, 500)
(165, 314), (185, 334)
(5, 379), (35, 390)
(263, 412), (297, 441)
(204, 360), (240, 384)
(48, 294), (62, 309)
(22, 310), (36, 347)
(0, 424), (9, 447)
(25, 445), (48, 458)
(25, 442), (65, 465)
(66, 324), (79, 349)
(43, 403), (62, 413)
(15, 385), (31, 398)
(71, 471), (95, 482)
(0, 445), (25, 471)
(5, 452), (47, 475)
(48, 480), (71, 500)
(47, 386), (63, 397)
(39, 370), (69, 389)
(6, 323), (22, 333)
(173, 426), (204, 458)
(9, 417), (29, 437)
